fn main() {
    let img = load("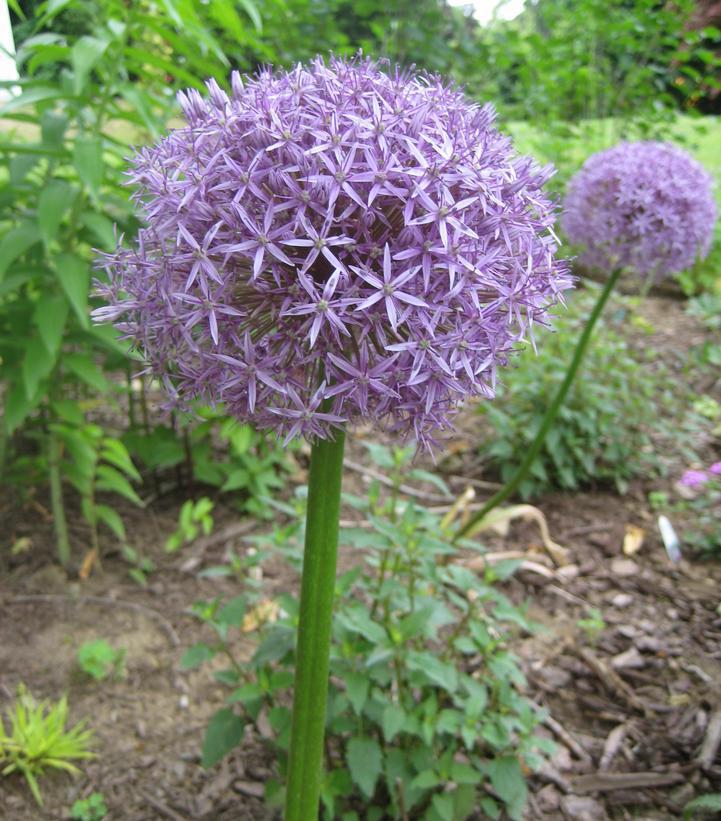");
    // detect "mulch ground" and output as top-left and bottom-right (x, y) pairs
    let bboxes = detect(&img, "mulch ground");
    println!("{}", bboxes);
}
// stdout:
(1, 292), (720, 820)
